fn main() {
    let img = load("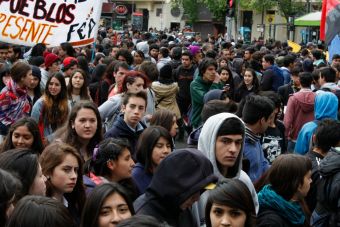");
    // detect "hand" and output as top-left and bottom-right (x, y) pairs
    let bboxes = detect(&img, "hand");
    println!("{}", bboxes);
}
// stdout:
(213, 72), (221, 83)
